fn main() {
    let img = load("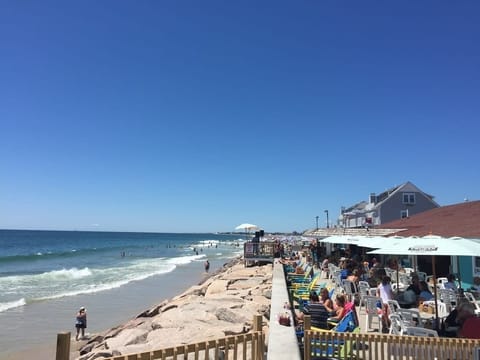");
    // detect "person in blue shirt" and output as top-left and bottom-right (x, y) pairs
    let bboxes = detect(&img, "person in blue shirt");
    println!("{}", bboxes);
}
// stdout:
(418, 281), (434, 302)
(443, 274), (458, 292)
